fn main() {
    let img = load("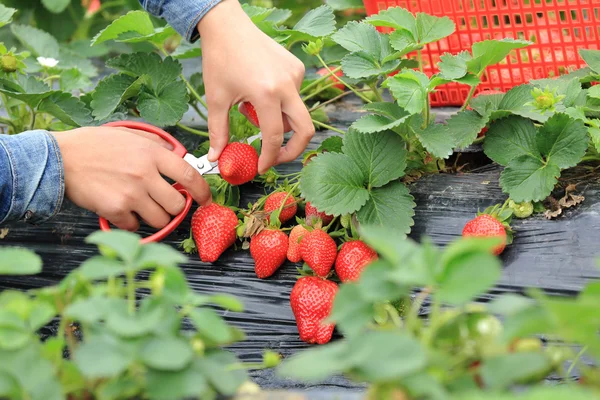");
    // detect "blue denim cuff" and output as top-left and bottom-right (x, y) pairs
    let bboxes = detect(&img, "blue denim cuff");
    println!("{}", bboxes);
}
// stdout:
(140, 0), (223, 42)
(0, 130), (65, 225)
